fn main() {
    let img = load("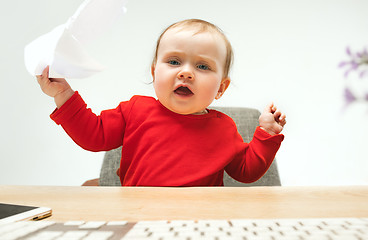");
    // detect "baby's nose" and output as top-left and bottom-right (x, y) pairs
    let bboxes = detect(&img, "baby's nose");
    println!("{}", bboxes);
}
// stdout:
(179, 72), (193, 80)
(178, 68), (194, 80)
